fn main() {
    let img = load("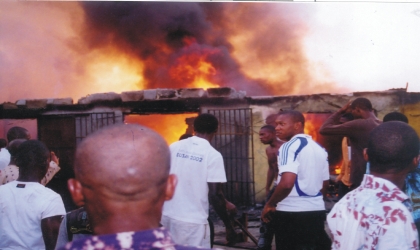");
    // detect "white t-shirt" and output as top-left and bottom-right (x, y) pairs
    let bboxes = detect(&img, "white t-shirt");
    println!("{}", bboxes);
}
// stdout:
(0, 181), (66, 250)
(276, 134), (329, 212)
(0, 148), (10, 171)
(162, 136), (227, 224)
